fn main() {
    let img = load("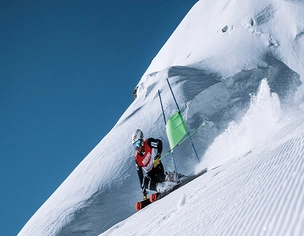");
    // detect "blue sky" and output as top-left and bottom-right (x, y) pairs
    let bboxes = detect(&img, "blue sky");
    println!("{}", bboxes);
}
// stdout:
(0, 0), (198, 235)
